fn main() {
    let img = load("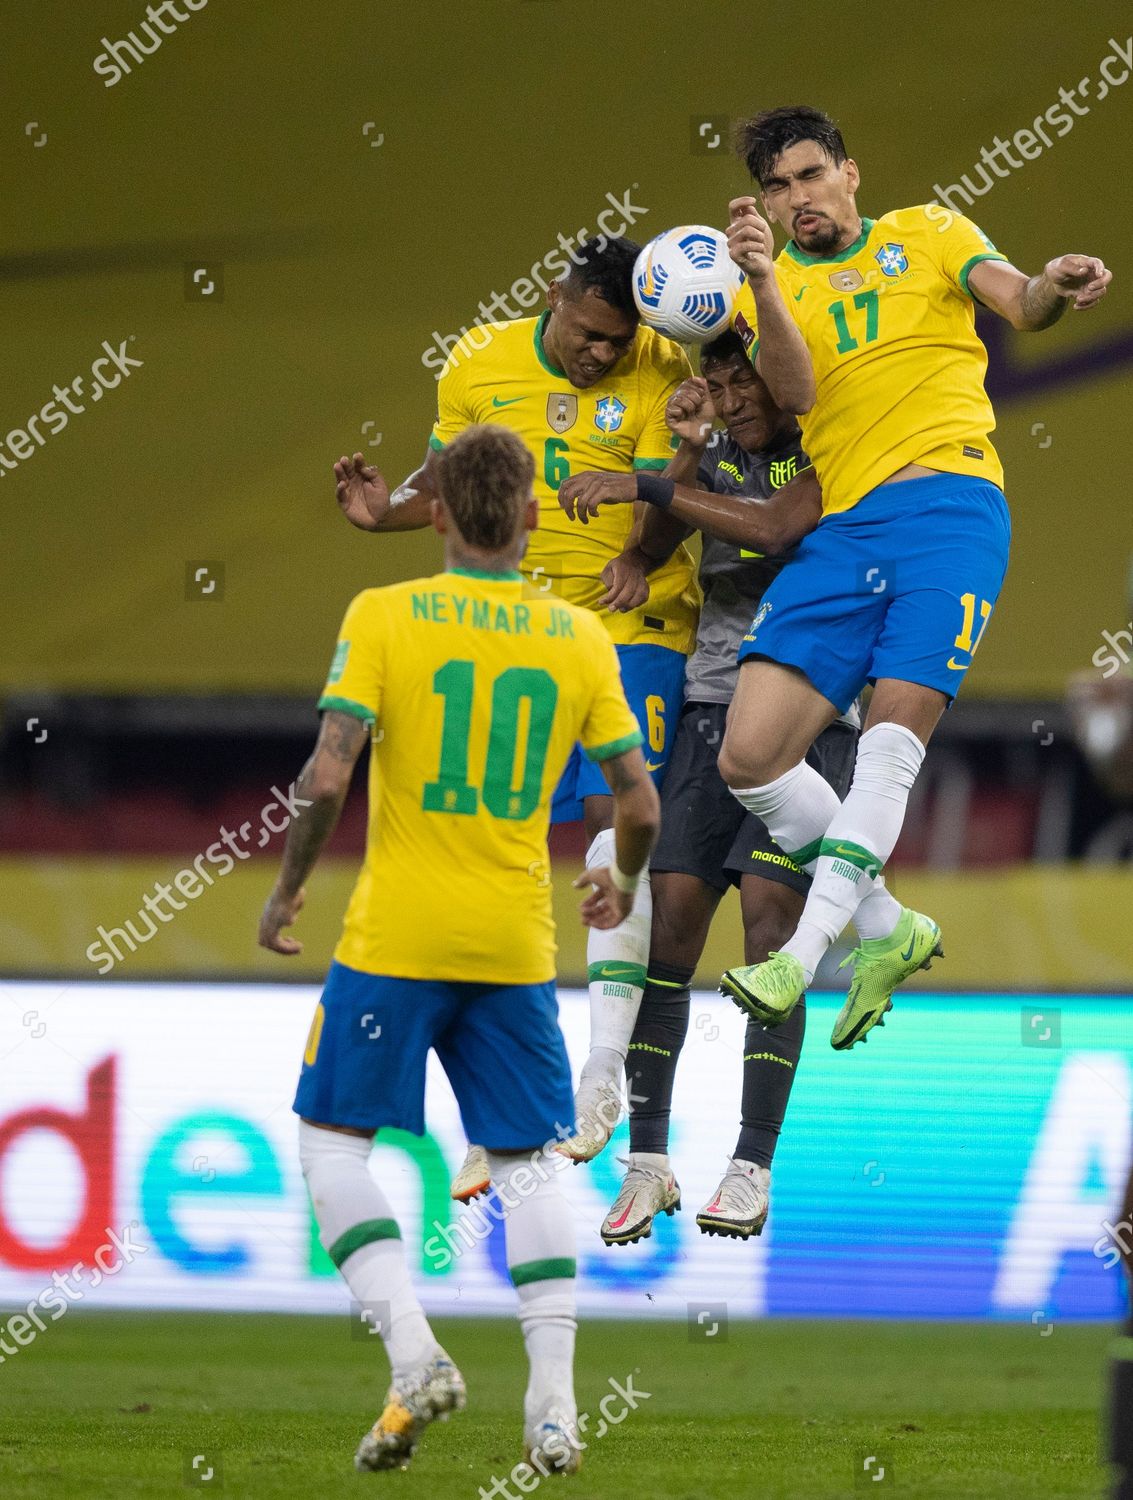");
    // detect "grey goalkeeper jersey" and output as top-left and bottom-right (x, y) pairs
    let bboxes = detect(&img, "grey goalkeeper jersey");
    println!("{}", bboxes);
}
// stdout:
(684, 427), (861, 729)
